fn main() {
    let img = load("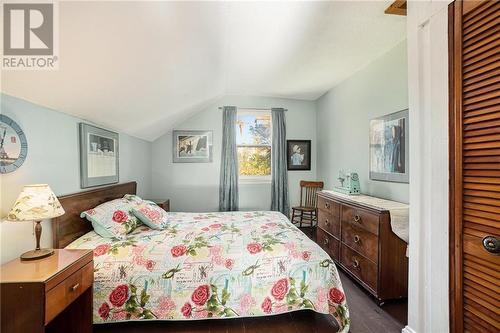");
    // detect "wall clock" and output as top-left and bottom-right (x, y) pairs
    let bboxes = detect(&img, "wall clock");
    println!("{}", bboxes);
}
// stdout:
(0, 114), (28, 174)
